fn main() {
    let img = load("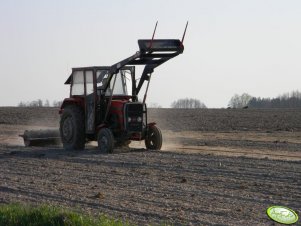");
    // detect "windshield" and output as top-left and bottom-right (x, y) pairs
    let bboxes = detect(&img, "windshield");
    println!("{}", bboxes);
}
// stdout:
(97, 69), (132, 96)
